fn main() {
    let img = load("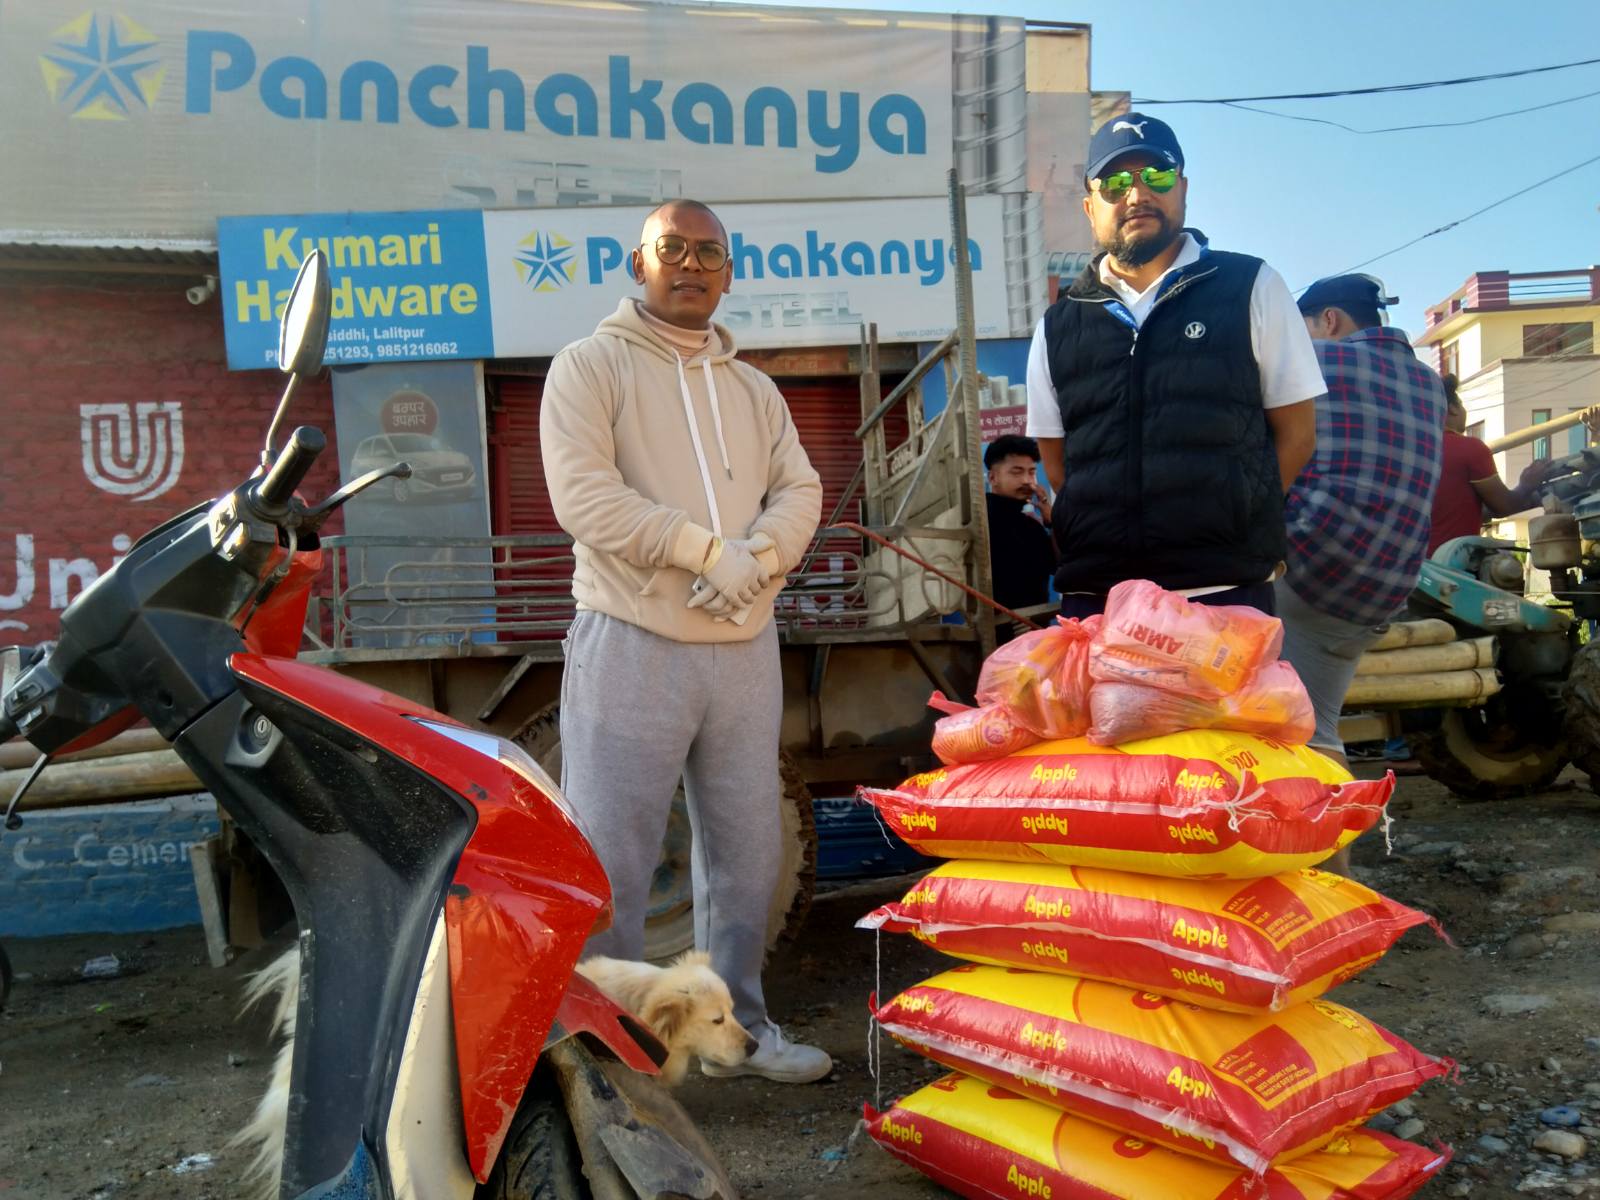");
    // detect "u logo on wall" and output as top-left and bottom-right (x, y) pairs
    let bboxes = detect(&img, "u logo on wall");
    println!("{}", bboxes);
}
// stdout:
(80, 401), (184, 501)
